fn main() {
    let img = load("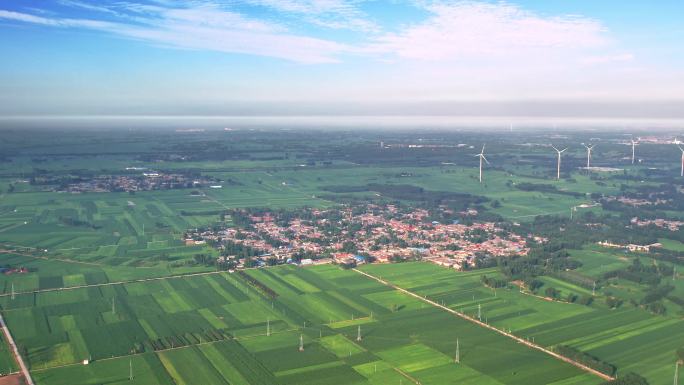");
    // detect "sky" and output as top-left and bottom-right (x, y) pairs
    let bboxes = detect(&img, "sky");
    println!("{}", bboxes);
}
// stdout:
(0, 0), (683, 119)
